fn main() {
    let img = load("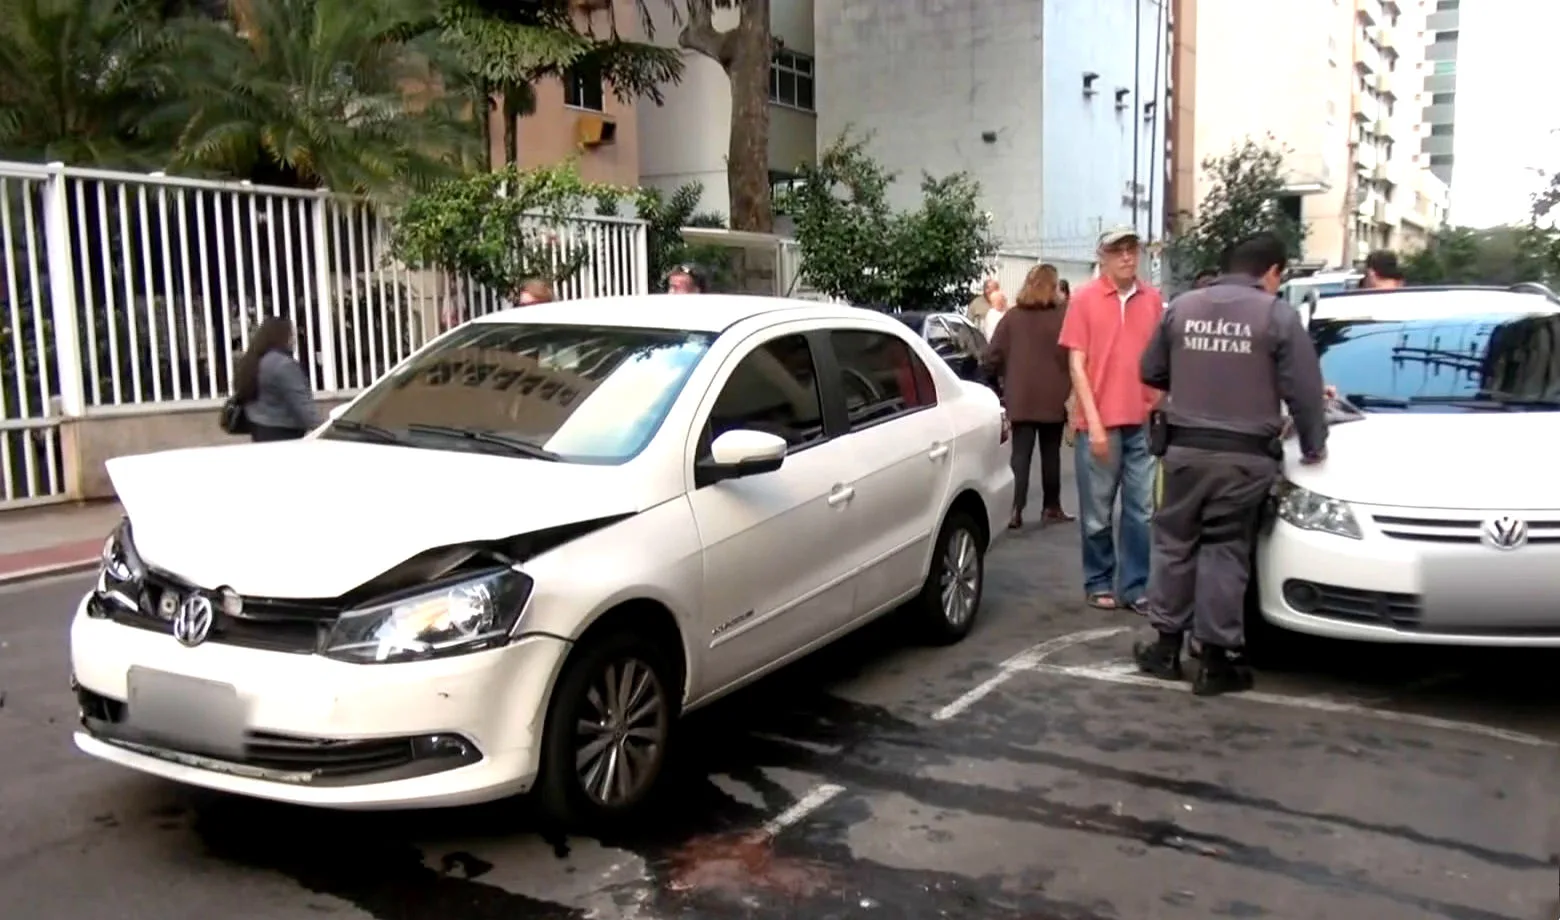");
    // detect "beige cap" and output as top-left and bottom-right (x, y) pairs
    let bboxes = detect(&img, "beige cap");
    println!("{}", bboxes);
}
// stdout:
(1097, 226), (1141, 250)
